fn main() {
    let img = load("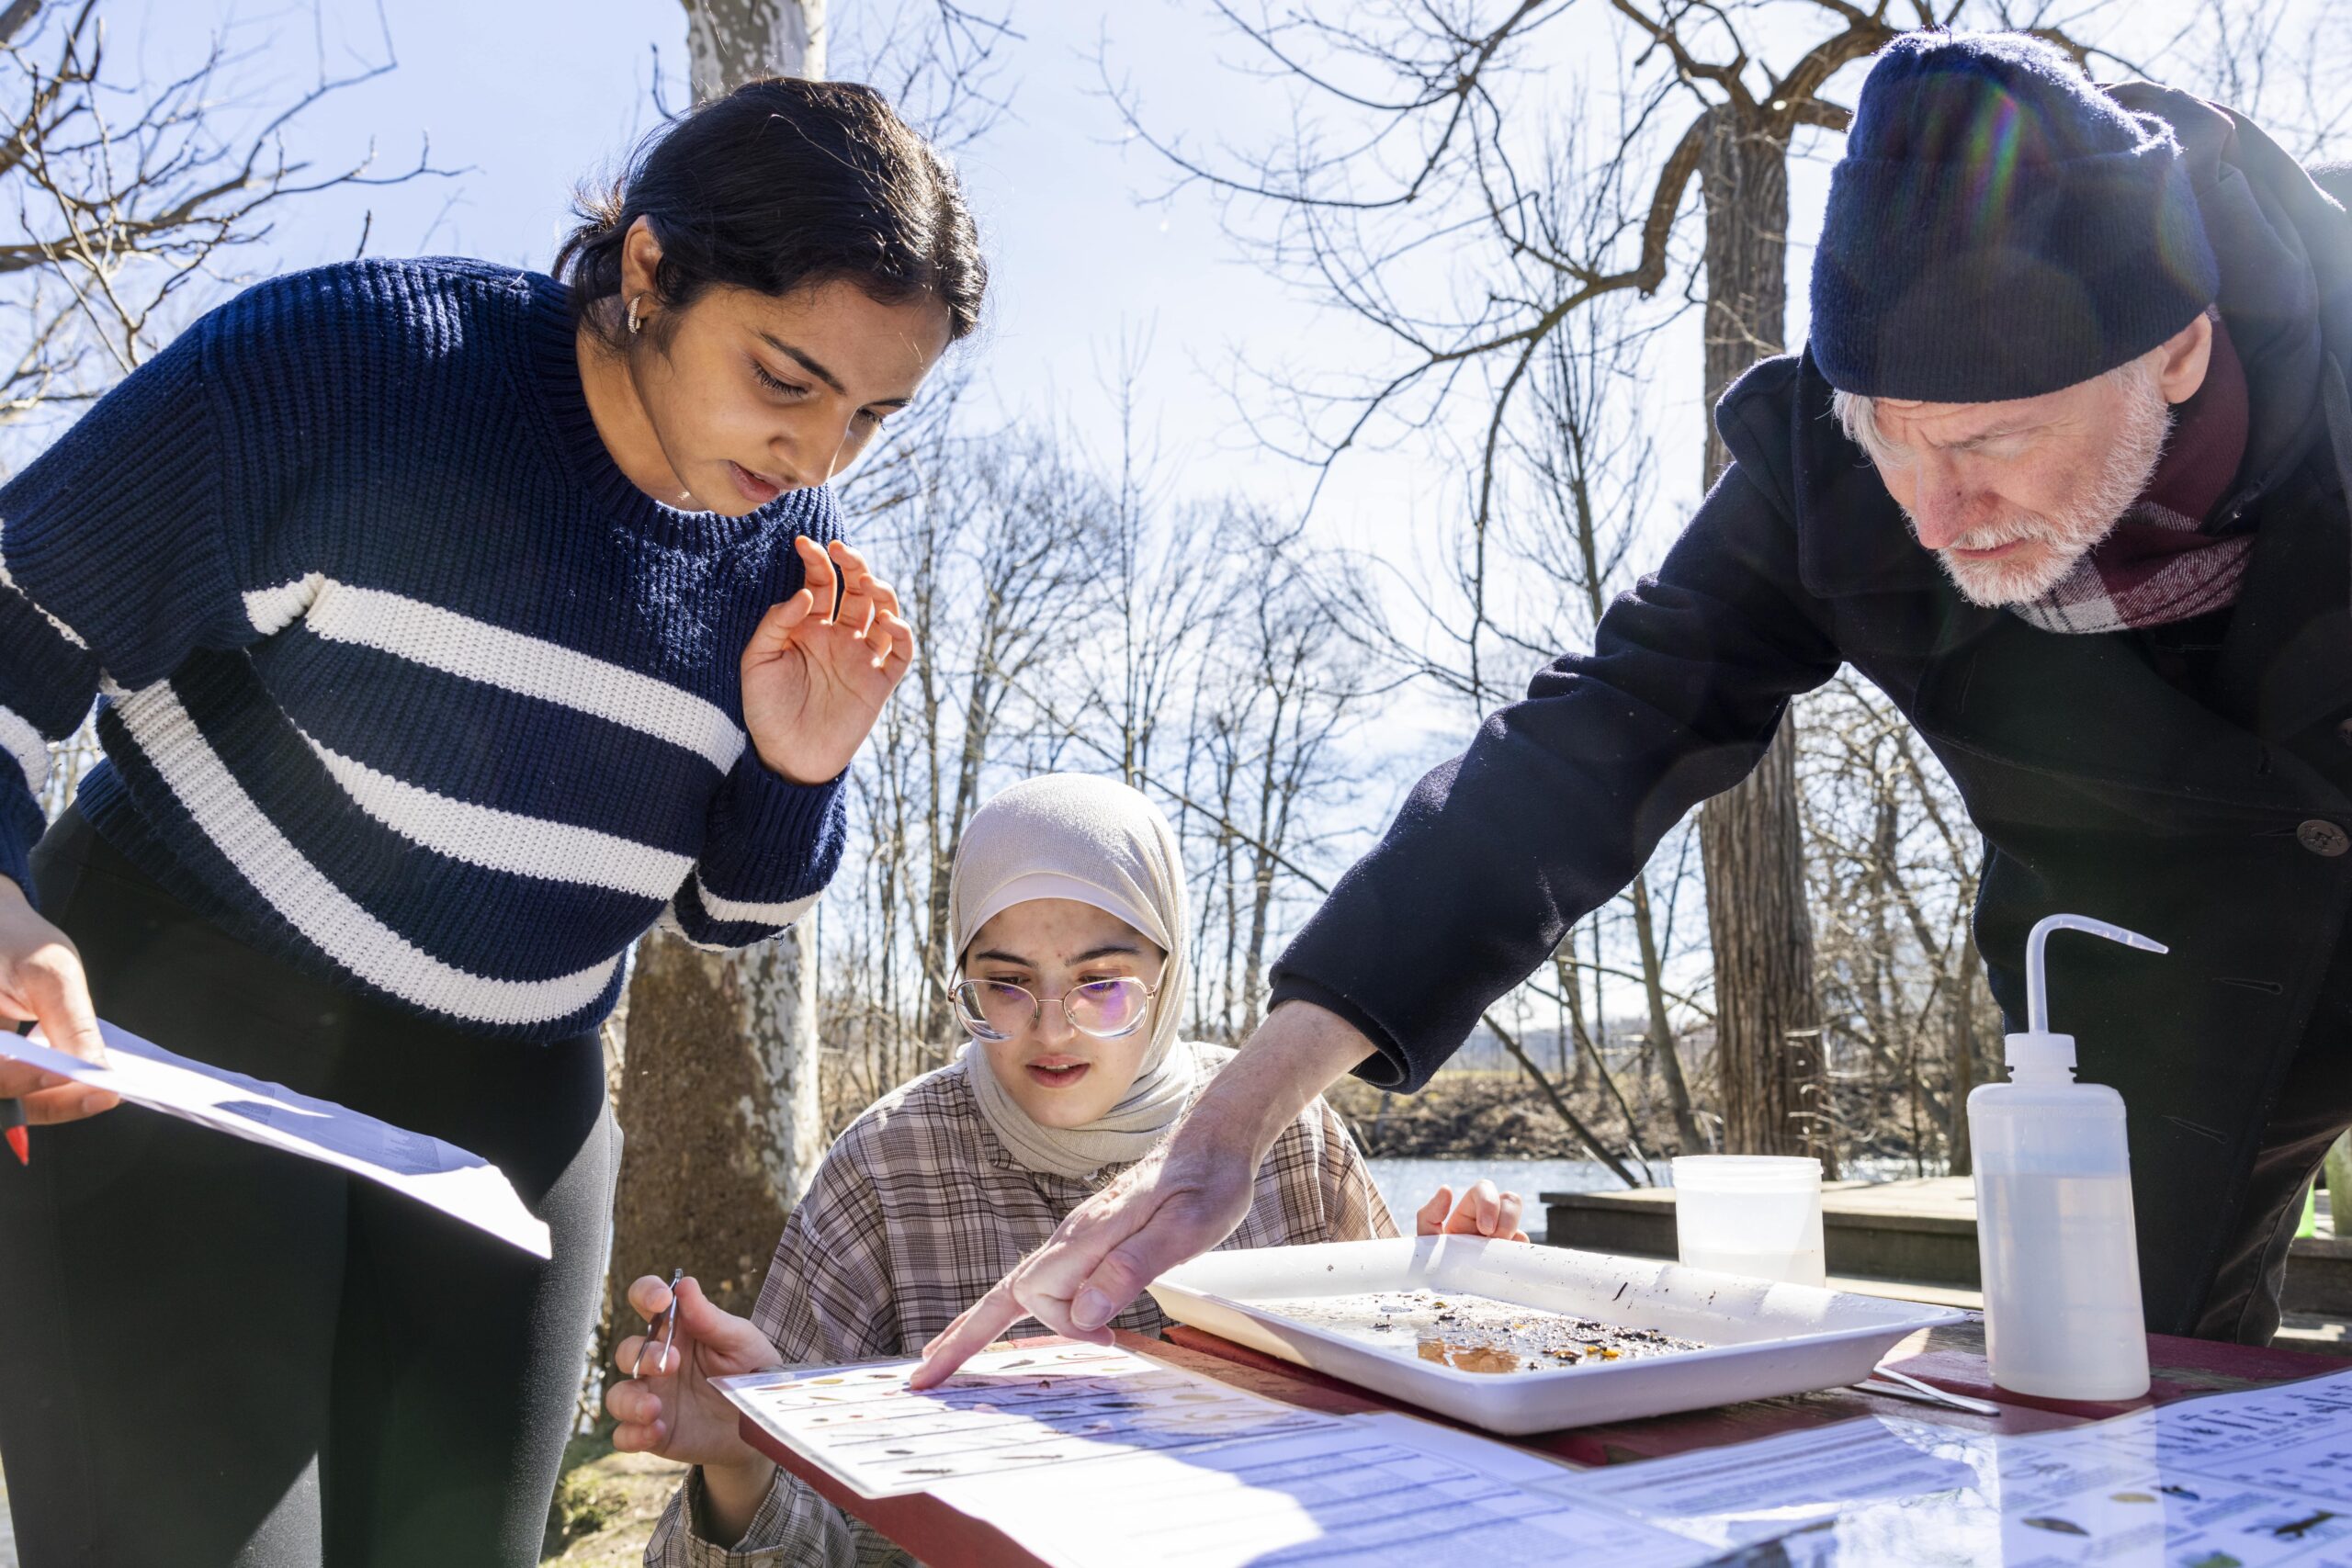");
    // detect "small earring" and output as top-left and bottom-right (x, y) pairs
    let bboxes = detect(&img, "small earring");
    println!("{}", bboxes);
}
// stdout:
(627, 294), (644, 335)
